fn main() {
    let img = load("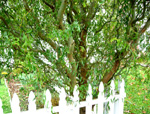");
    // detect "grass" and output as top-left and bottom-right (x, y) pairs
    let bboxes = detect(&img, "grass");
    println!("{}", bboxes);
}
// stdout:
(123, 66), (150, 114)
(0, 79), (11, 113)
